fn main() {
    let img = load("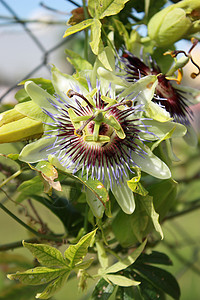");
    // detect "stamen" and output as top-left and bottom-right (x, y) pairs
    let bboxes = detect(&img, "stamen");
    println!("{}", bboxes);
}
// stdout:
(67, 89), (94, 109)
